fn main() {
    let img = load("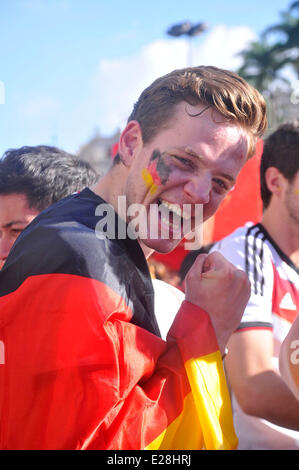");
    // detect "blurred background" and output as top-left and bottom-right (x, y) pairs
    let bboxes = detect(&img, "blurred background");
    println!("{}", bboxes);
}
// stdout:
(0, 0), (298, 280)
